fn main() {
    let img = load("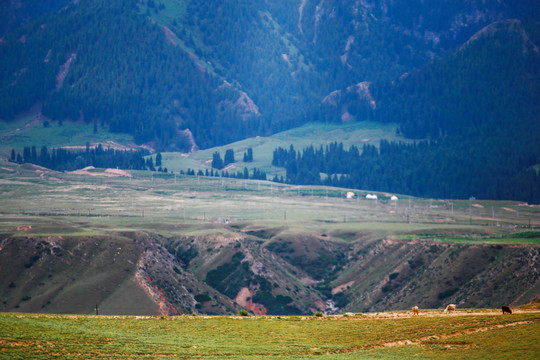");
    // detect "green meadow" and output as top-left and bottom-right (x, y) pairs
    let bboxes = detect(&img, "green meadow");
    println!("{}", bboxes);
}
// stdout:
(0, 159), (538, 243)
(0, 310), (538, 359)
(164, 121), (407, 175)
(0, 115), (406, 176)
